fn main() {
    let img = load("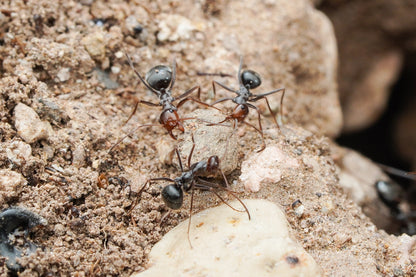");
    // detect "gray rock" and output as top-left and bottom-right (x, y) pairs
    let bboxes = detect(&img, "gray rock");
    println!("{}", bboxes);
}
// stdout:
(176, 108), (239, 176)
